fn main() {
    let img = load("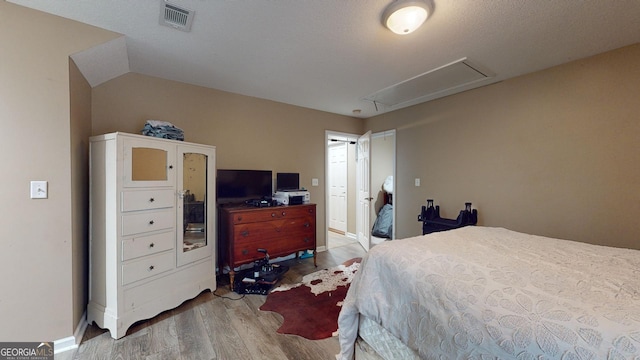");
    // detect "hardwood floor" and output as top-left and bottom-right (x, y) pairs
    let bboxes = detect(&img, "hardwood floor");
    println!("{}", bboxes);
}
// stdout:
(327, 230), (358, 249)
(57, 242), (365, 360)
